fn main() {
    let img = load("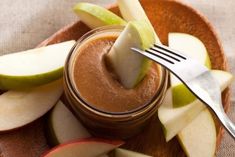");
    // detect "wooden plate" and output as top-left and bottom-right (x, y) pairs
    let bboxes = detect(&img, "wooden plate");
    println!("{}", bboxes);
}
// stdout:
(0, 0), (230, 157)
